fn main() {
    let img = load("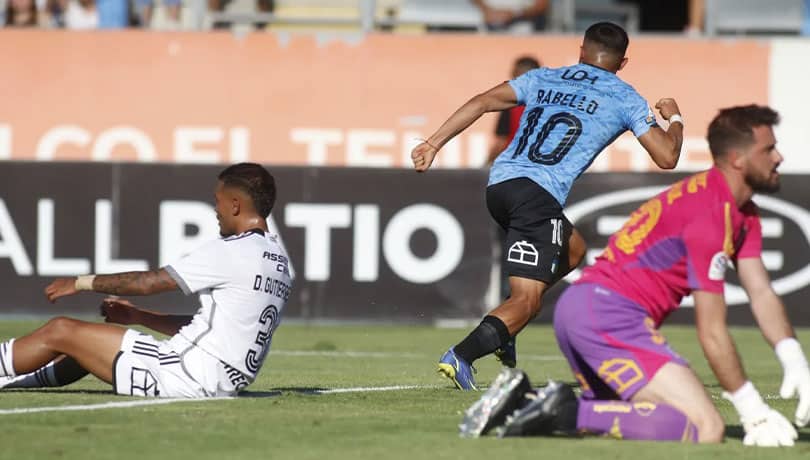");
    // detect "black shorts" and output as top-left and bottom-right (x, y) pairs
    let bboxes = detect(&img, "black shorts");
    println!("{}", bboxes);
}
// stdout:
(486, 177), (573, 284)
